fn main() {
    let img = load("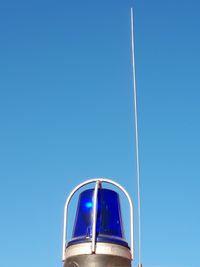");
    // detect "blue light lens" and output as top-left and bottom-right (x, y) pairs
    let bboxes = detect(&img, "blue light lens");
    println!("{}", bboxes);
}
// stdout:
(69, 188), (128, 248)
